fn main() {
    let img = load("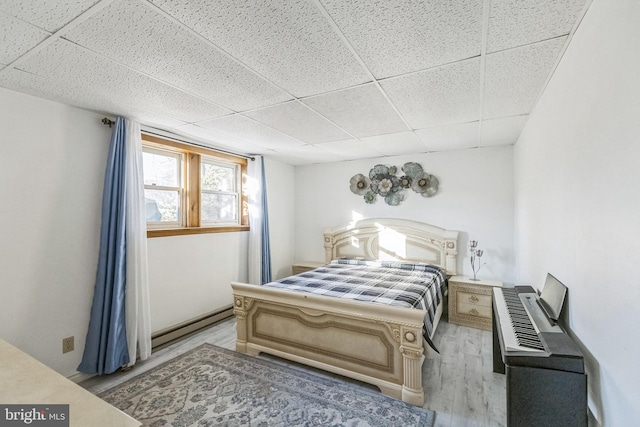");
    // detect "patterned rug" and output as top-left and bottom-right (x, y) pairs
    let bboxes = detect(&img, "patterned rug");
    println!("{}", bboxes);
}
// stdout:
(100, 344), (436, 426)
